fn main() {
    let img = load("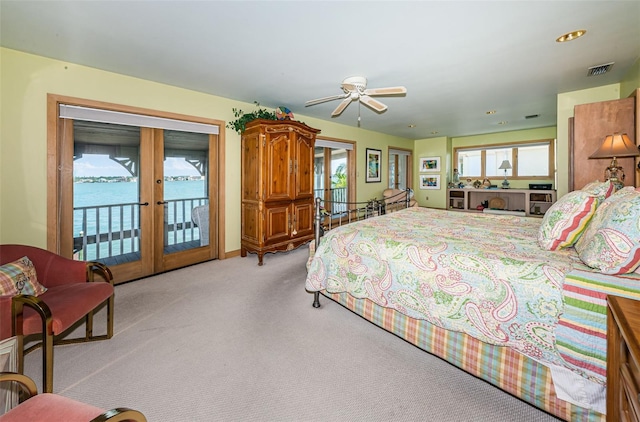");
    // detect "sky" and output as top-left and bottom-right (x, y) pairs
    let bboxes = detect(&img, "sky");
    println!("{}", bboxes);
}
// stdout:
(74, 154), (200, 178)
